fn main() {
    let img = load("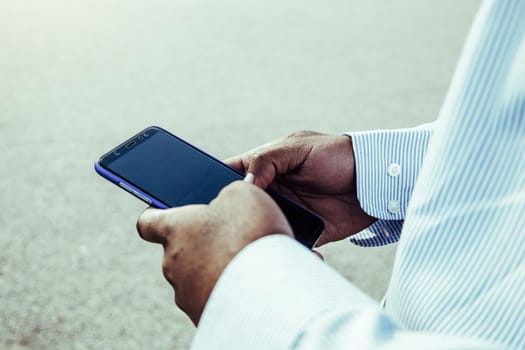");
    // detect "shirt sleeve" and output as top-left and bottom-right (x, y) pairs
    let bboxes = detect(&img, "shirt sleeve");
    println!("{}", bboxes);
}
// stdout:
(191, 235), (497, 350)
(345, 124), (433, 247)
